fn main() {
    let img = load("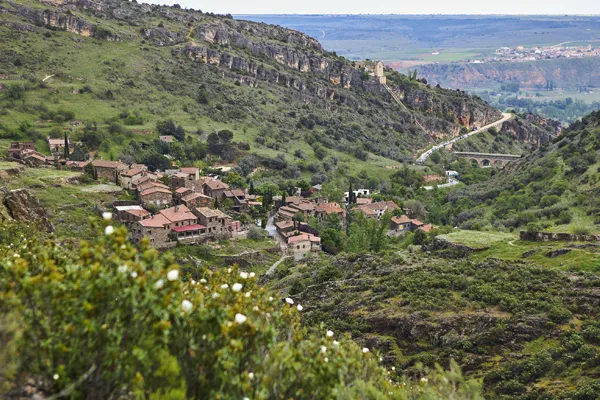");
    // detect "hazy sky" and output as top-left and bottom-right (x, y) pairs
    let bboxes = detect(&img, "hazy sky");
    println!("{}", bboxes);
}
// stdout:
(143, 0), (600, 15)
